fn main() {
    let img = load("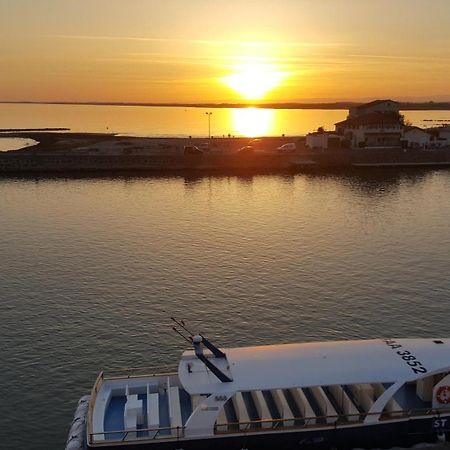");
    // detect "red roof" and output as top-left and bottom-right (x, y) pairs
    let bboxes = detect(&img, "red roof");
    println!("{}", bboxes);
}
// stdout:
(335, 112), (402, 127)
